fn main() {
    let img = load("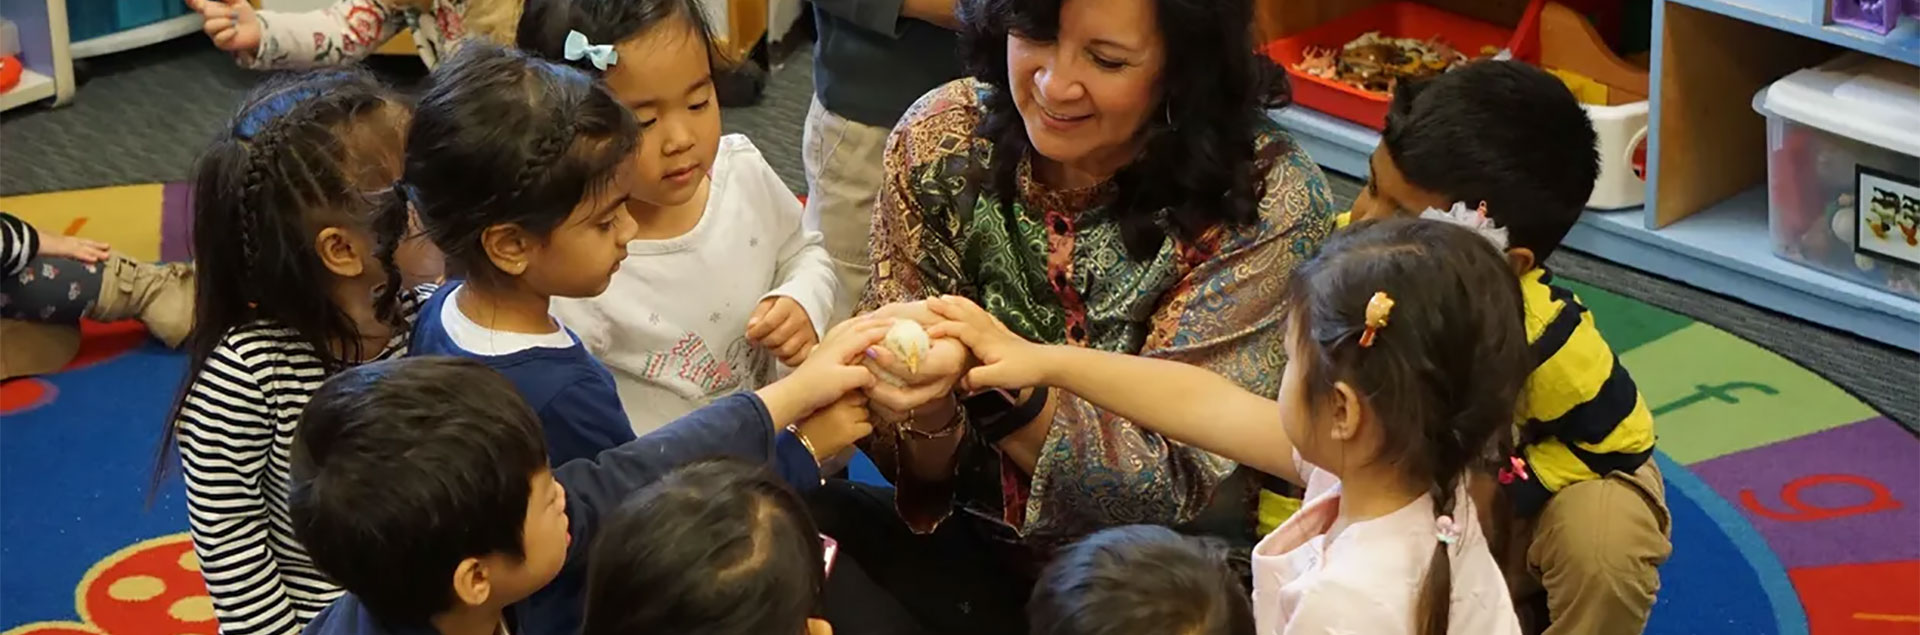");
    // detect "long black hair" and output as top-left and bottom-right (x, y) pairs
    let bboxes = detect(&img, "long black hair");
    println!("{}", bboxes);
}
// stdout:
(378, 42), (637, 290)
(516, 0), (725, 73)
(1282, 218), (1531, 635)
(156, 68), (410, 491)
(960, 0), (1292, 259)
(582, 458), (826, 635)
